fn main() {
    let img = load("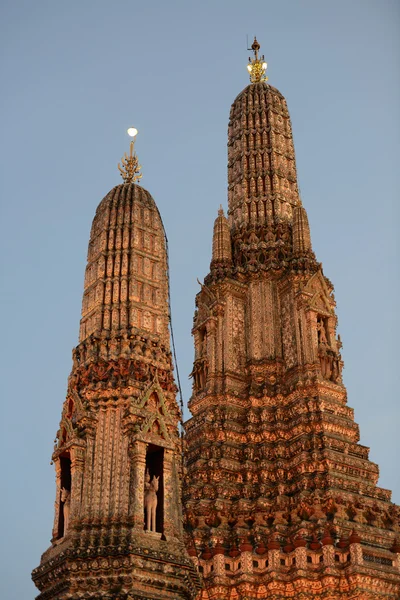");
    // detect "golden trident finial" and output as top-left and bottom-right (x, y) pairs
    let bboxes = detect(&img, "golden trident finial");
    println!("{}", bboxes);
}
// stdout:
(118, 127), (143, 184)
(247, 37), (268, 83)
